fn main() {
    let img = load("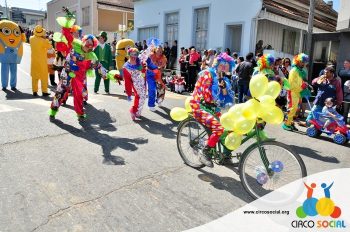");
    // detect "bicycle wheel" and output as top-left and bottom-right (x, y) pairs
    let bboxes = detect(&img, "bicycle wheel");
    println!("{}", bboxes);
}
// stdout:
(177, 117), (209, 169)
(239, 141), (306, 203)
